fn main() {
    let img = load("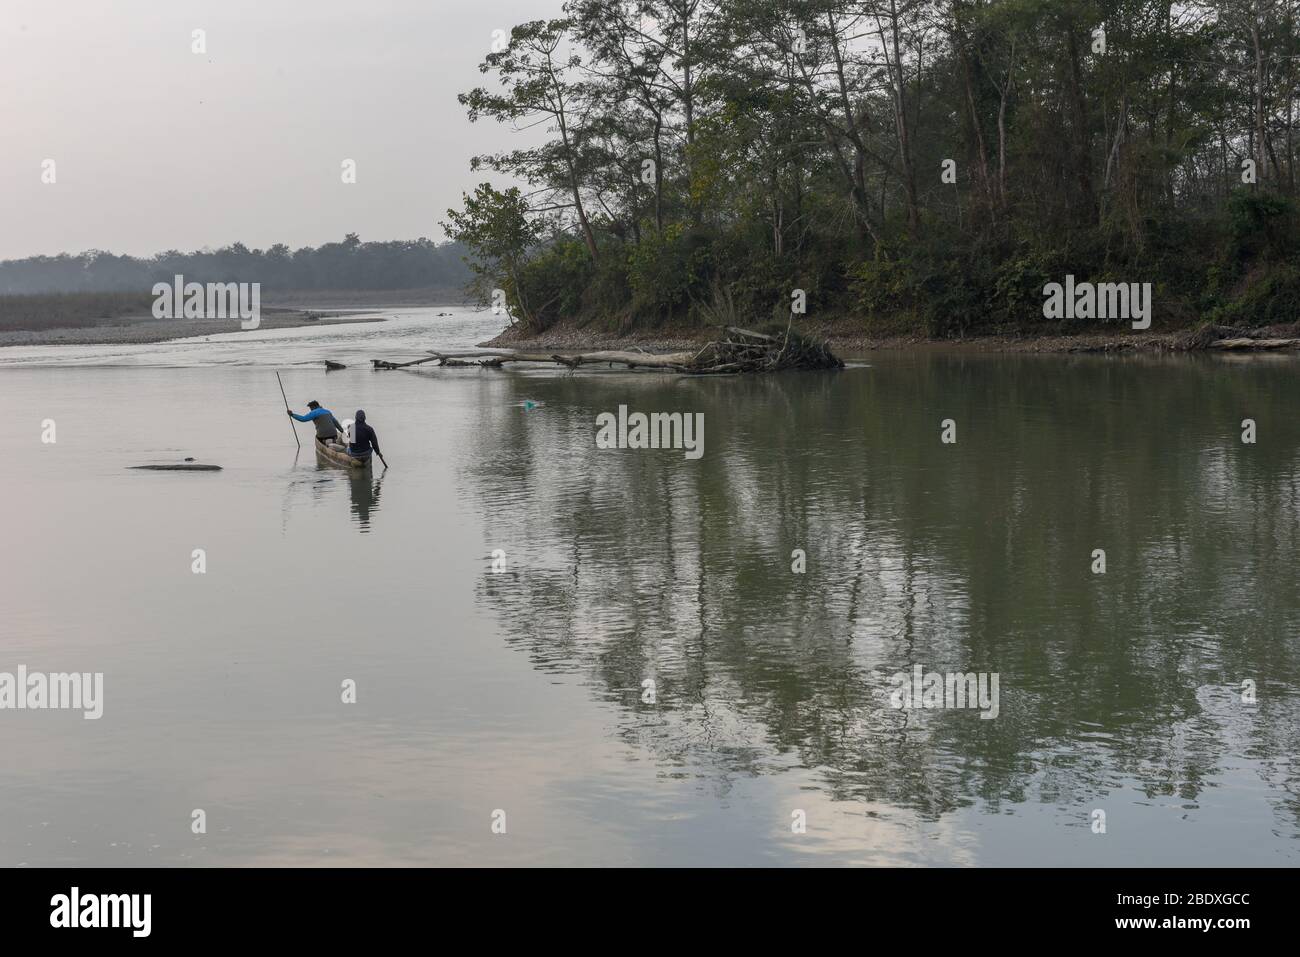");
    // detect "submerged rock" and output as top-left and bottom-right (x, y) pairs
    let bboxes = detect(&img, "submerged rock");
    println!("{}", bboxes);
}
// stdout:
(129, 464), (222, 471)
